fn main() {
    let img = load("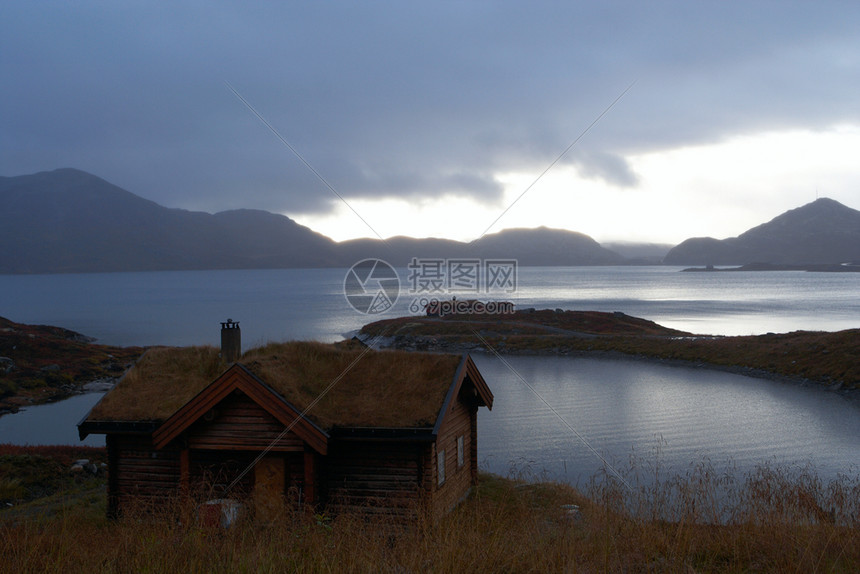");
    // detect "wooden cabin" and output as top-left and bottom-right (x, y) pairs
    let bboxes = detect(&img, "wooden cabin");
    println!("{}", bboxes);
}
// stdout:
(78, 341), (493, 522)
